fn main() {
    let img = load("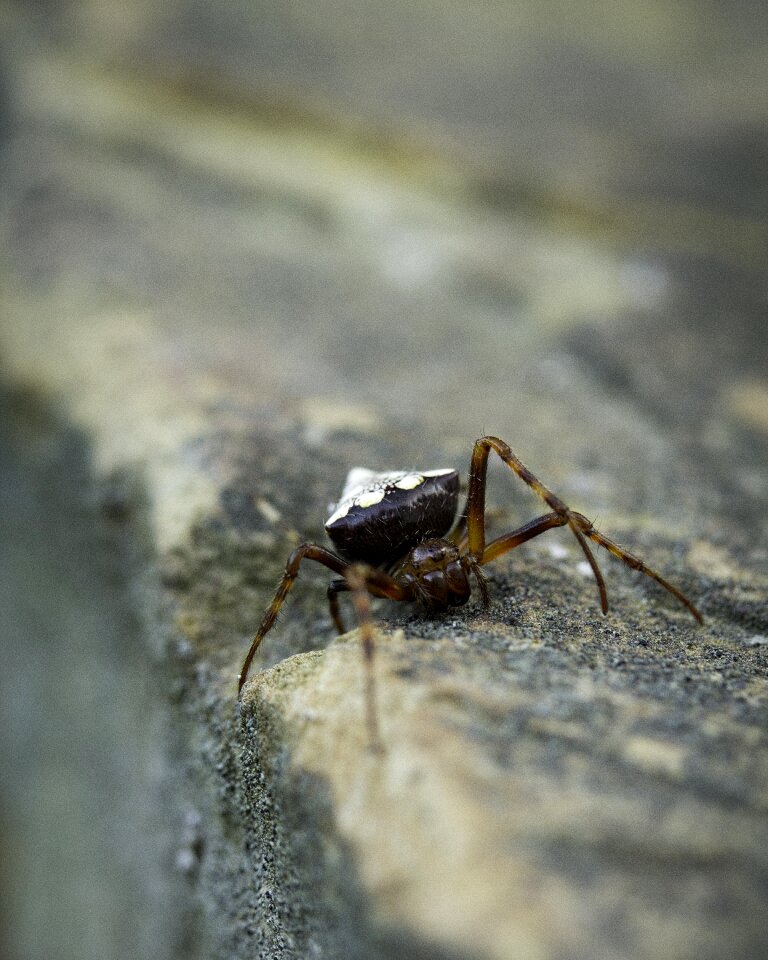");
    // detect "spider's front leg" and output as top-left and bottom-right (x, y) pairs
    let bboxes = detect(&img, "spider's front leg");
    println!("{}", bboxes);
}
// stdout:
(330, 564), (414, 751)
(570, 511), (703, 622)
(238, 542), (348, 695)
(240, 543), (412, 750)
(463, 436), (702, 622)
(464, 435), (609, 612)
